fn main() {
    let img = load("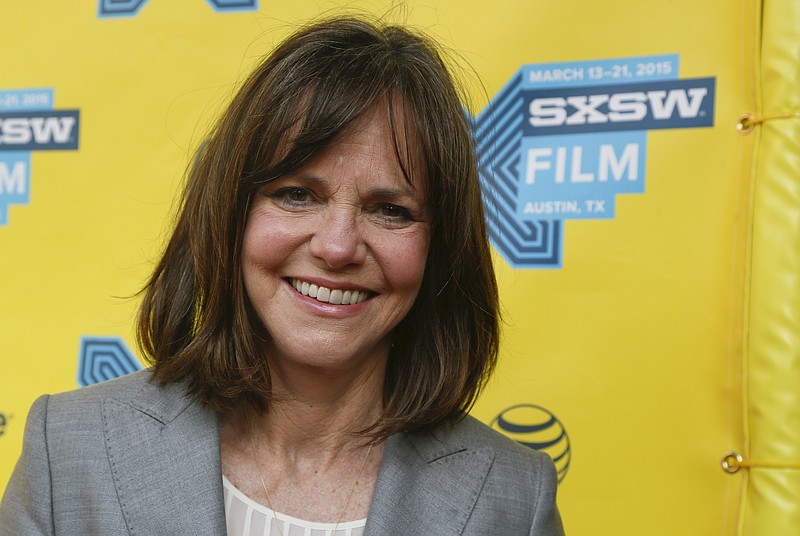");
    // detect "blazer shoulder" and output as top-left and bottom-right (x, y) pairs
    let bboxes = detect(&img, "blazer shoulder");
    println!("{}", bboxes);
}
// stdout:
(45, 369), (194, 429)
(415, 414), (559, 492)
(438, 414), (552, 464)
(438, 415), (559, 496)
(2, 372), (223, 536)
(411, 415), (564, 534)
